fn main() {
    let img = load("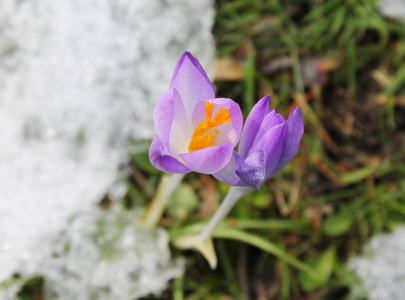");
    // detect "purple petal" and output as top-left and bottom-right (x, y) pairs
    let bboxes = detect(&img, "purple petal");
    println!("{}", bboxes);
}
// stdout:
(180, 142), (234, 174)
(149, 136), (191, 174)
(170, 52), (215, 119)
(153, 89), (175, 148)
(236, 151), (267, 189)
(248, 114), (285, 156)
(238, 95), (271, 158)
(213, 150), (245, 186)
(270, 107), (304, 177)
(168, 89), (189, 158)
(248, 122), (286, 180)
